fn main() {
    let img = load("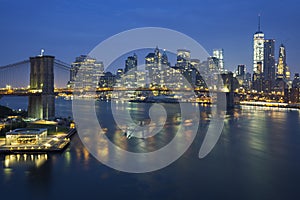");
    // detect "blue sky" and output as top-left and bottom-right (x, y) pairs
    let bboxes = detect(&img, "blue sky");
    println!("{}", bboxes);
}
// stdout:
(1, 0), (300, 74)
